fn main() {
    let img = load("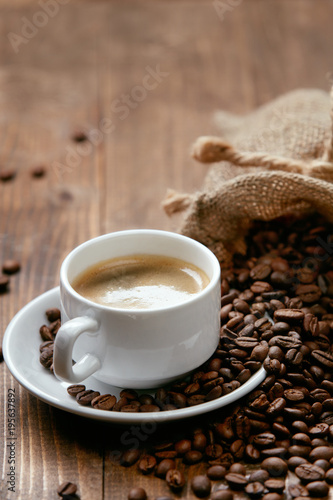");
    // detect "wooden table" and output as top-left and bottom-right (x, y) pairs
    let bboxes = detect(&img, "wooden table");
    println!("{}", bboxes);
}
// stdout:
(1, 1), (333, 498)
